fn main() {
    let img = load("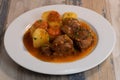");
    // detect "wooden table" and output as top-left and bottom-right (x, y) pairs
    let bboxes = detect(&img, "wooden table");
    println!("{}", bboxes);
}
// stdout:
(0, 0), (119, 80)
